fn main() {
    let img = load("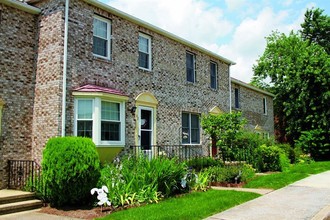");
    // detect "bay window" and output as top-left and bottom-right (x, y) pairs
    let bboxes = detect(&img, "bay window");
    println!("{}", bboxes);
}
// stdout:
(75, 98), (125, 146)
